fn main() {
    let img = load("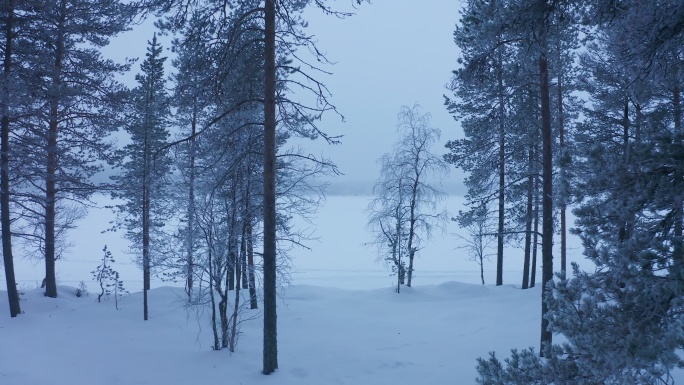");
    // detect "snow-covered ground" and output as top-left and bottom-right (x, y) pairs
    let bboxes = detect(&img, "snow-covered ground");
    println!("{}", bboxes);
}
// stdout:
(3, 195), (678, 384)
